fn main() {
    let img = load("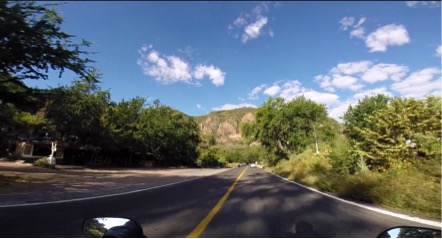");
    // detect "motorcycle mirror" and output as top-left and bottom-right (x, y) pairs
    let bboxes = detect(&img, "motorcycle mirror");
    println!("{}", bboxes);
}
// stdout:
(83, 217), (145, 238)
(378, 226), (441, 238)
